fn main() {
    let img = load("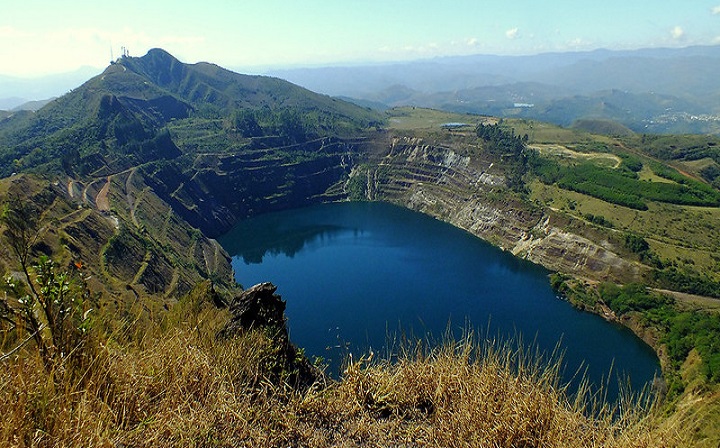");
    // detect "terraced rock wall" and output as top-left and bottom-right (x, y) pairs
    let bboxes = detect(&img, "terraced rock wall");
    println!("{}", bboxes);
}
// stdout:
(67, 166), (233, 299)
(144, 138), (357, 237)
(353, 136), (646, 283)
